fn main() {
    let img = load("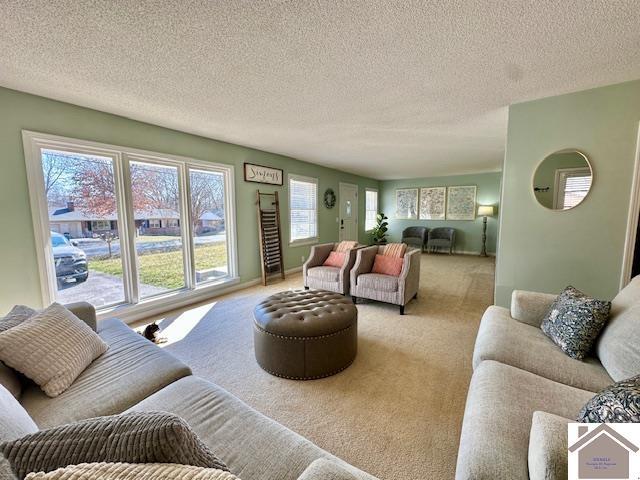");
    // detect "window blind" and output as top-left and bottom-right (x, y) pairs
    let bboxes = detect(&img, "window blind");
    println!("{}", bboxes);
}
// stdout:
(560, 172), (592, 209)
(365, 190), (378, 231)
(289, 177), (317, 242)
